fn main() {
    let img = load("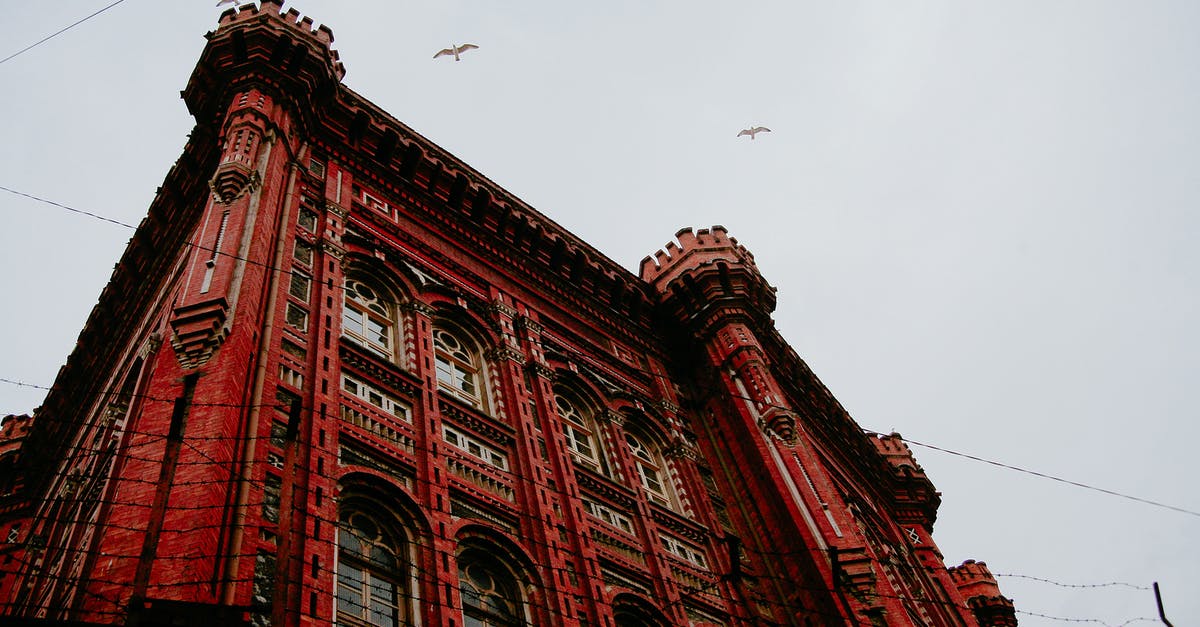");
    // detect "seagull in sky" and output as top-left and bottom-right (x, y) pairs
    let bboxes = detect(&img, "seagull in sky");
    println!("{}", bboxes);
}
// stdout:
(433, 44), (480, 61)
(215, 0), (243, 6)
(738, 126), (772, 140)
